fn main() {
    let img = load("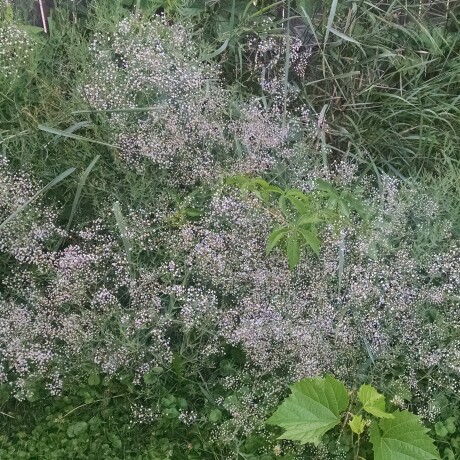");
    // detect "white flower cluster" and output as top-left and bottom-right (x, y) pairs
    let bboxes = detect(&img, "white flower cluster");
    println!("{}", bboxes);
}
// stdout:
(81, 14), (307, 186)
(0, 23), (34, 79)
